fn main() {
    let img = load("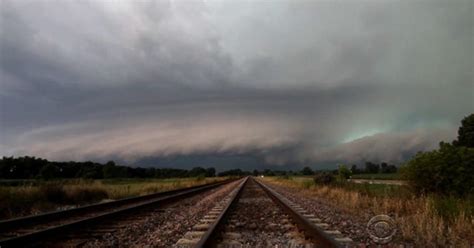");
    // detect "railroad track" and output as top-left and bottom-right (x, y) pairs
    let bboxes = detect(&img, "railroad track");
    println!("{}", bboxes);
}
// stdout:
(0, 178), (236, 247)
(175, 177), (353, 248)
